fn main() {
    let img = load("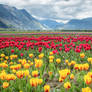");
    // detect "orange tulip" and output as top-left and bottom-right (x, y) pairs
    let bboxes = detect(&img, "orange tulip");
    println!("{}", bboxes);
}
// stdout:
(16, 71), (24, 79)
(64, 82), (71, 89)
(32, 71), (38, 77)
(3, 82), (9, 88)
(44, 85), (50, 92)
